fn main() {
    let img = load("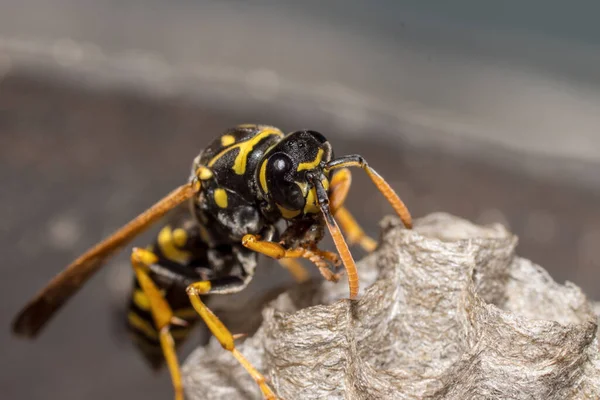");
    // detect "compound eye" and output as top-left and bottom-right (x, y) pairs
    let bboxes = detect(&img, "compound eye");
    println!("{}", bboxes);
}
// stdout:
(267, 153), (305, 211)
(269, 152), (292, 177)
